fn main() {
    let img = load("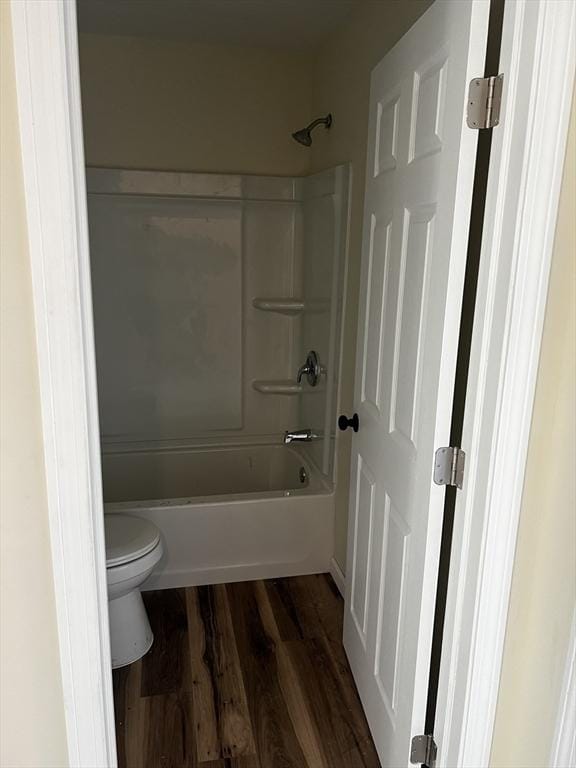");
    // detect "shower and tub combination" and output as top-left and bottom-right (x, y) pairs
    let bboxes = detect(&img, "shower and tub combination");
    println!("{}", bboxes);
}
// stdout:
(88, 163), (350, 593)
